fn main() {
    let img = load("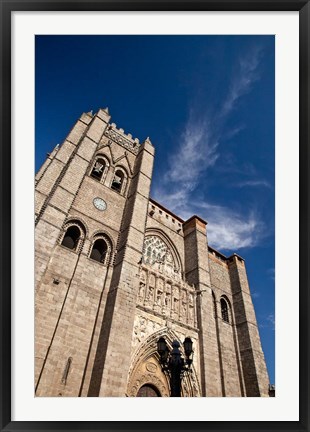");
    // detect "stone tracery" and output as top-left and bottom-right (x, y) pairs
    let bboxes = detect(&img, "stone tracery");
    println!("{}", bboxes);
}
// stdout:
(142, 235), (180, 278)
(138, 235), (197, 328)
